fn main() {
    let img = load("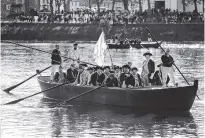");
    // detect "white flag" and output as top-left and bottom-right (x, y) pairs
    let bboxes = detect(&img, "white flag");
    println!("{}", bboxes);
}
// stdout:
(93, 31), (107, 66)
